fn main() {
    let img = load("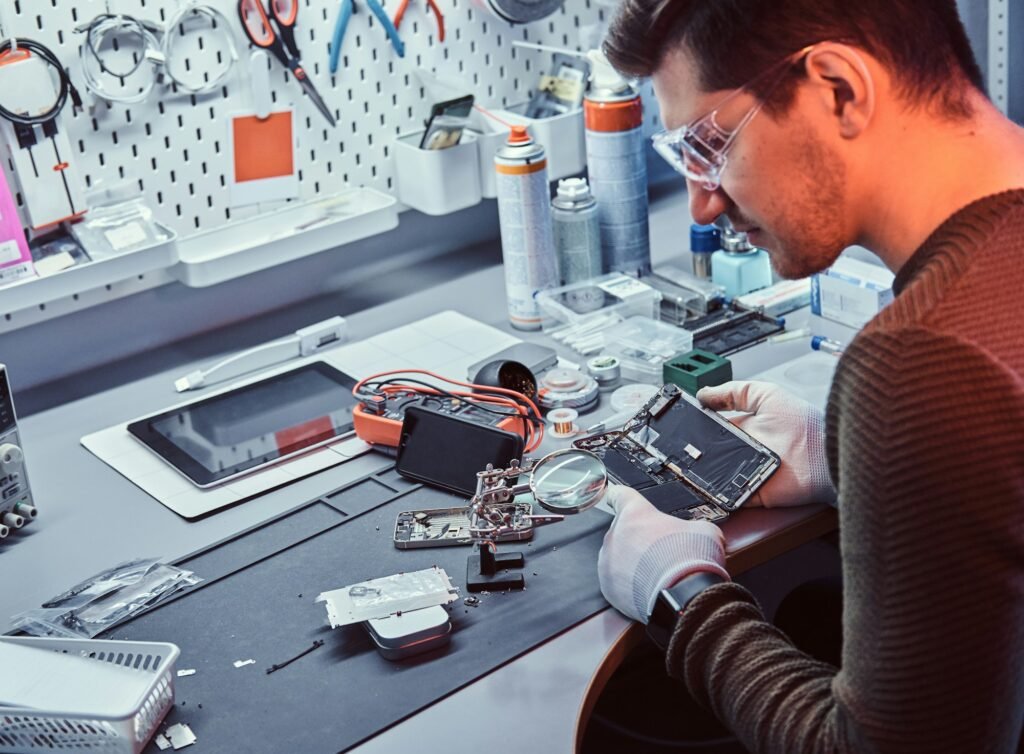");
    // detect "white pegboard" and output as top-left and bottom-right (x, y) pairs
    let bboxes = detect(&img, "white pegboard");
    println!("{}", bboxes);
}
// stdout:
(988, 0), (1009, 114)
(0, 0), (617, 240)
